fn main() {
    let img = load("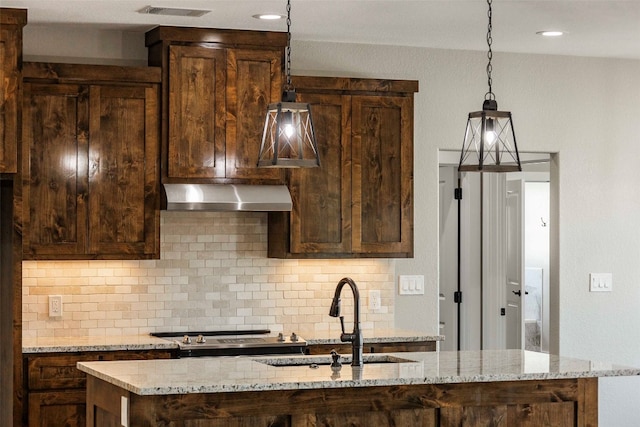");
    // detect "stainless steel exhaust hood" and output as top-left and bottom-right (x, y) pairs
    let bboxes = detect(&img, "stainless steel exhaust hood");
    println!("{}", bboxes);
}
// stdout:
(163, 184), (292, 212)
